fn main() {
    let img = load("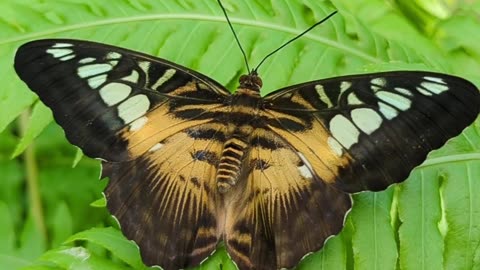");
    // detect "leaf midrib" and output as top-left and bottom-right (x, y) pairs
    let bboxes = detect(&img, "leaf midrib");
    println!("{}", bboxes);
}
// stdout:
(1, 13), (381, 63)
(419, 153), (480, 168)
